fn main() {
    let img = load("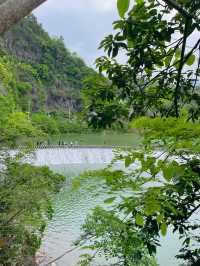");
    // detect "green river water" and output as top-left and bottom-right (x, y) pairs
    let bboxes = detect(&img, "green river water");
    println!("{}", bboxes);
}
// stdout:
(33, 133), (182, 266)
(37, 161), (182, 266)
